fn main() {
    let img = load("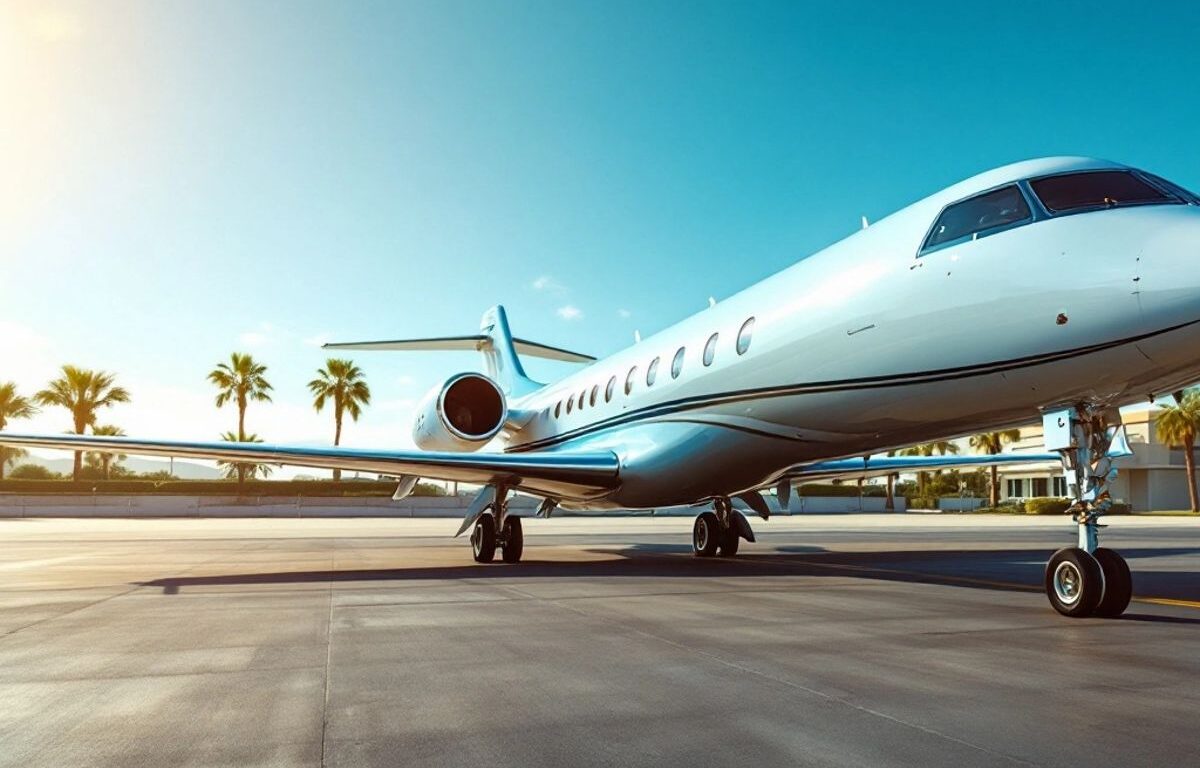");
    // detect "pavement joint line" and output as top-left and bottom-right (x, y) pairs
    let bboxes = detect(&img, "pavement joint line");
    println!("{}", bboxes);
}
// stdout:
(489, 578), (1039, 767)
(320, 538), (335, 768)
(0, 540), (263, 643)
